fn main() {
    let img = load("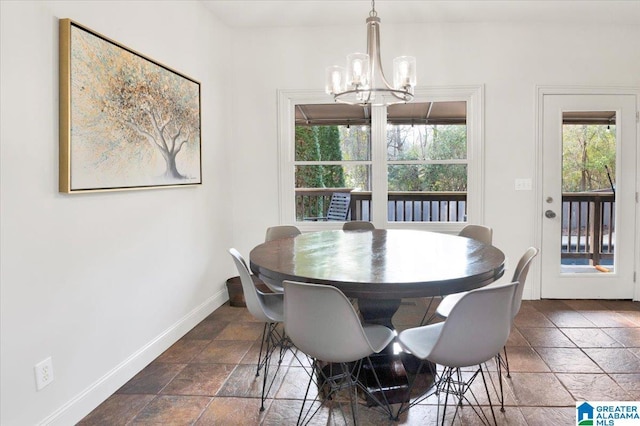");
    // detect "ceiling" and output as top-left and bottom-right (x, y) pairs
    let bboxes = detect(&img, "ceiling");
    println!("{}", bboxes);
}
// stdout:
(204, 0), (631, 126)
(202, 1), (640, 28)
